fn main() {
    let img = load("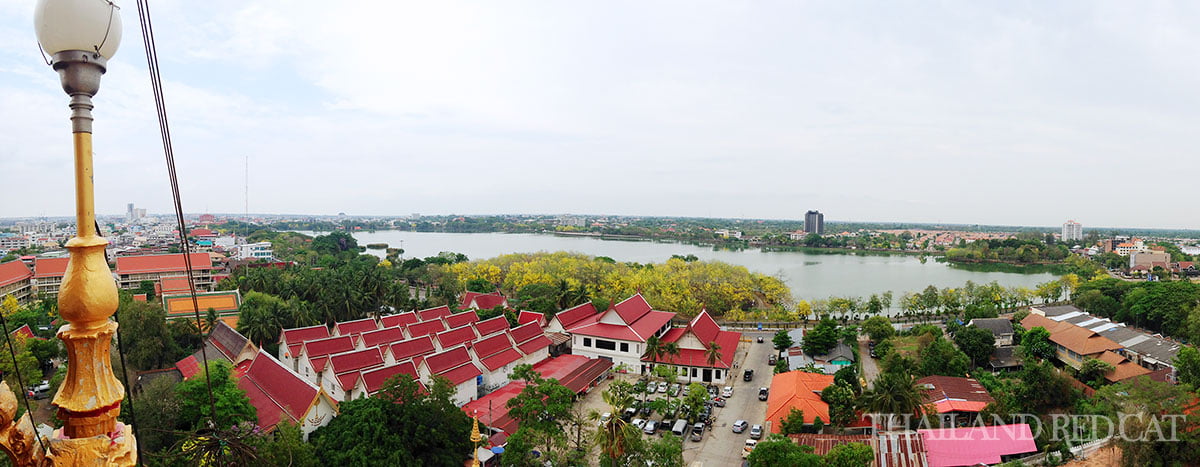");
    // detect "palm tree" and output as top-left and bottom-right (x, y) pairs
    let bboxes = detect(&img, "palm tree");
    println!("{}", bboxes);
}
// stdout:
(662, 342), (681, 382)
(590, 383), (643, 466)
(860, 372), (927, 430)
(704, 341), (722, 381)
(642, 336), (663, 374)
